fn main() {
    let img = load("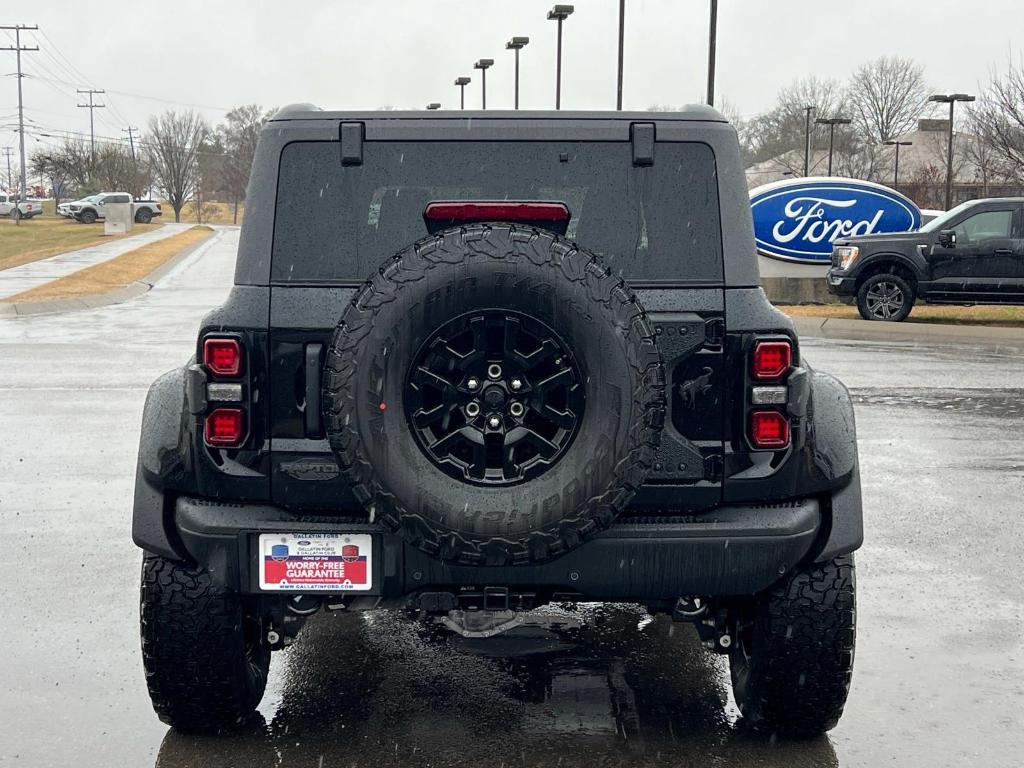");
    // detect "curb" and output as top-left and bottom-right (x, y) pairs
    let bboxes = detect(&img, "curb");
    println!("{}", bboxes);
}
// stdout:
(792, 315), (1024, 352)
(0, 230), (219, 318)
